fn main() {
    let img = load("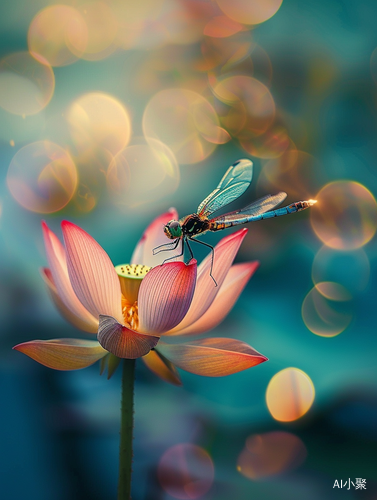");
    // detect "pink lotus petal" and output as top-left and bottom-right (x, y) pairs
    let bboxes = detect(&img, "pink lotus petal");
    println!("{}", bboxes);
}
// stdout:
(42, 222), (98, 333)
(169, 229), (248, 333)
(138, 260), (197, 334)
(172, 261), (259, 336)
(41, 268), (99, 333)
(142, 349), (182, 386)
(131, 208), (183, 267)
(62, 221), (123, 324)
(158, 338), (268, 377)
(13, 338), (107, 370)
(98, 315), (159, 358)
